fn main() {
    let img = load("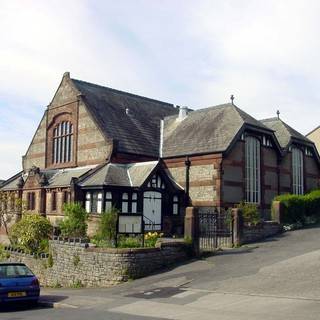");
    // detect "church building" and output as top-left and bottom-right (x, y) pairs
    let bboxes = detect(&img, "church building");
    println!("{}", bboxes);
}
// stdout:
(1, 72), (319, 237)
